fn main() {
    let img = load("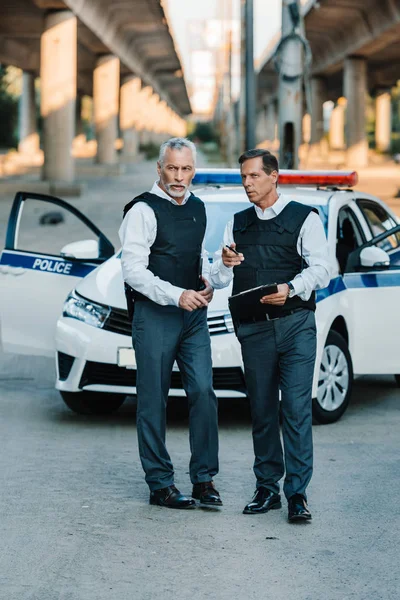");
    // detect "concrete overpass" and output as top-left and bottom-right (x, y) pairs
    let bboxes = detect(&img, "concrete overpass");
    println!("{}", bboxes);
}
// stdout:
(0, 0), (190, 182)
(257, 0), (400, 166)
